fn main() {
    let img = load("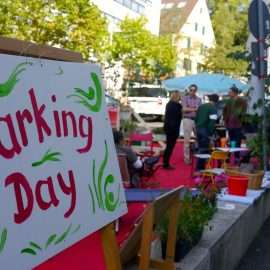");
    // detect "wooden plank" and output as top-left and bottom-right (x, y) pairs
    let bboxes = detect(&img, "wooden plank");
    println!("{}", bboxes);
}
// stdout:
(120, 206), (148, 264)
(120, 186), (184, 267)
(150, 259), (175, 270)
(138, 206), (154, 270)
(165, 200), (181, 263)
(0, 36), (83, 62)
(100, 223), (122, 270)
